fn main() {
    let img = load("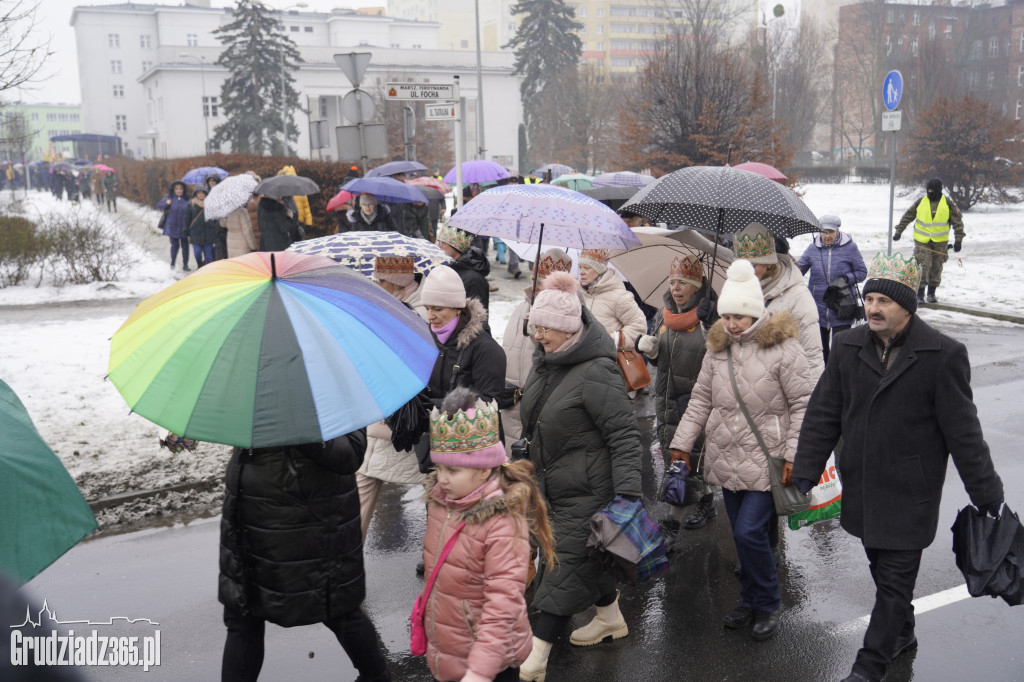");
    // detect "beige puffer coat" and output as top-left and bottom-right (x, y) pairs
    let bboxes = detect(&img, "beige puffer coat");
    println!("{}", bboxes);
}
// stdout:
(761, 254), (825, 381)
(422, 473), (533, 681)
(221, 205), (257, 257)
(500, 293), (535, 447)
(581, 270), (647, 345)
(670, 312), (814, 492)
